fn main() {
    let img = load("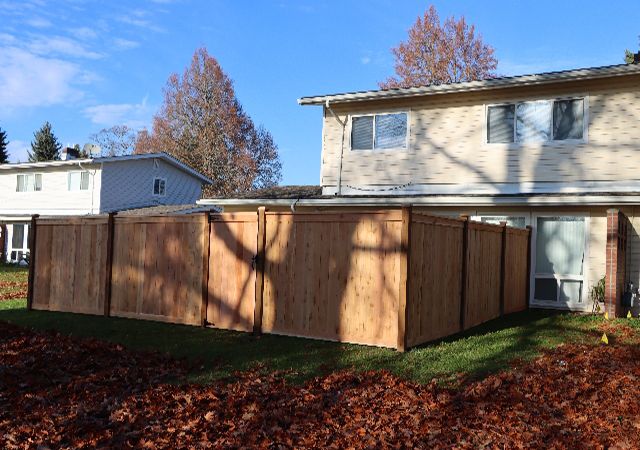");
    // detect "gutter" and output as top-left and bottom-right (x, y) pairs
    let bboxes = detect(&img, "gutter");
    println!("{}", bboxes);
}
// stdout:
(198, 194), (640, 208)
